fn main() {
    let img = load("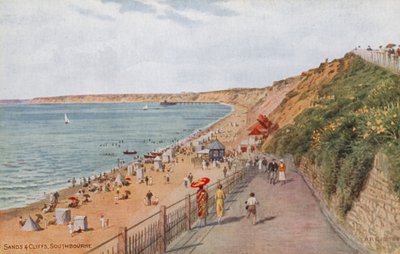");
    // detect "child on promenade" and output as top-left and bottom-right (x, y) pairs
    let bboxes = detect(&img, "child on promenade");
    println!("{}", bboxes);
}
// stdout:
(246, 192), (259, 225)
